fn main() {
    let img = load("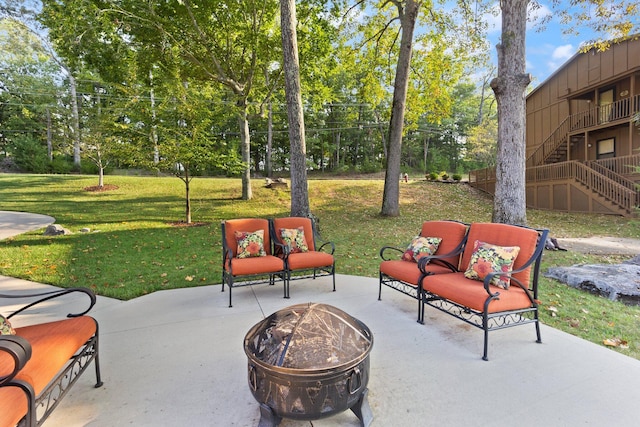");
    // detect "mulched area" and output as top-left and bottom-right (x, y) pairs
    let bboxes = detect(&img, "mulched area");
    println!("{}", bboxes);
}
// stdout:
(83, 184), (119, 192)
(167, 221), (209, 227)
